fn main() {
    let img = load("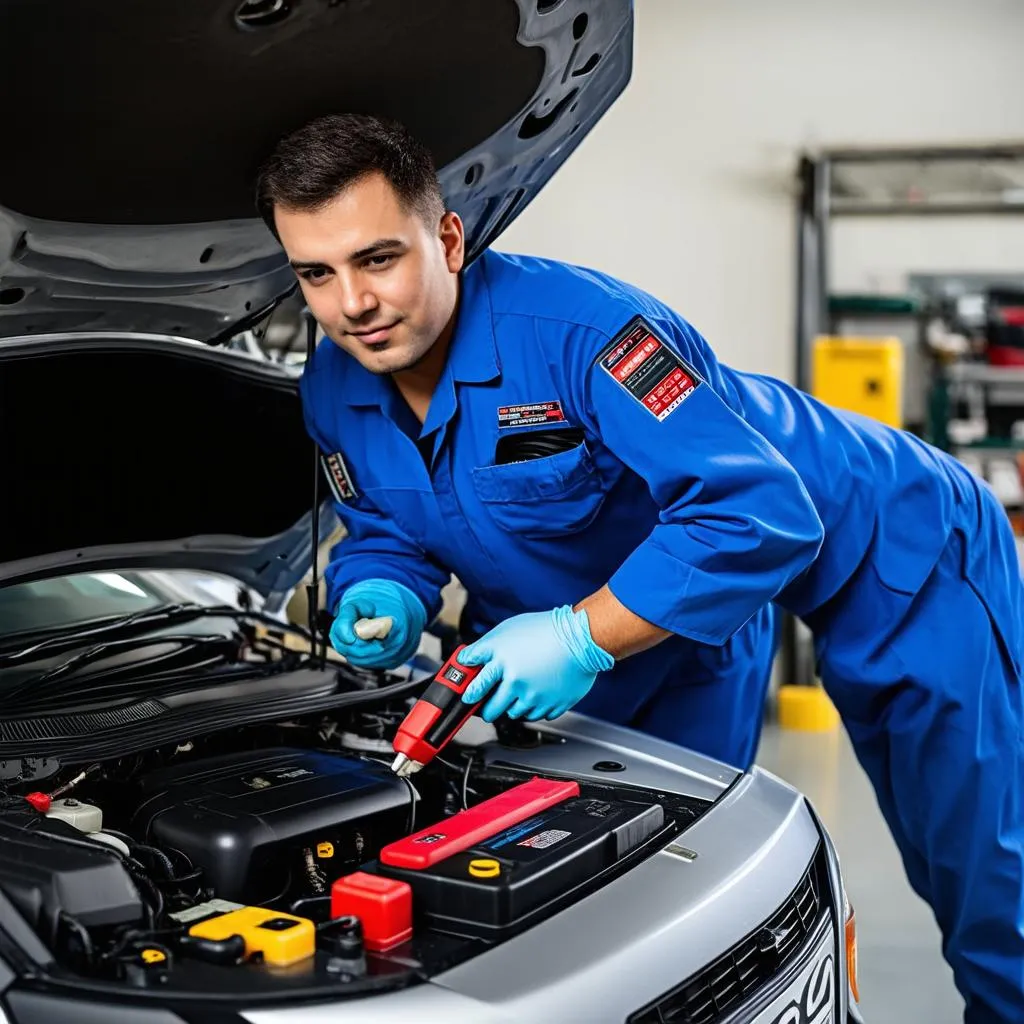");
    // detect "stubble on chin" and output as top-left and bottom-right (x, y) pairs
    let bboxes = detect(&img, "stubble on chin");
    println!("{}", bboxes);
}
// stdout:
(357, 344), (433, 377)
